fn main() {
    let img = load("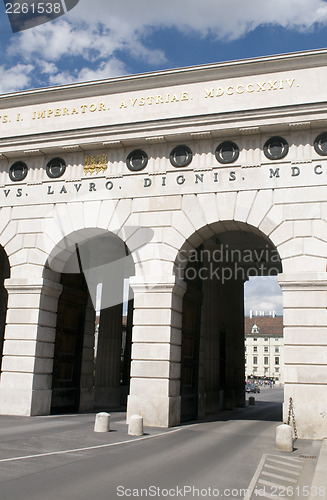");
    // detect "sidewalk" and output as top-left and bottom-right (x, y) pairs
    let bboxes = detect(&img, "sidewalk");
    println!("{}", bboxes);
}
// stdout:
(308, 439), (327, 499)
